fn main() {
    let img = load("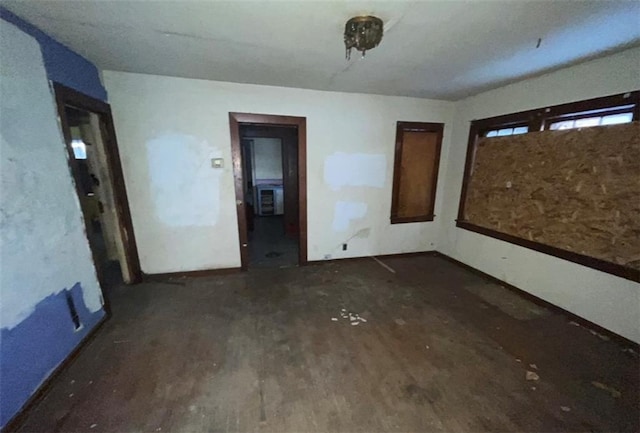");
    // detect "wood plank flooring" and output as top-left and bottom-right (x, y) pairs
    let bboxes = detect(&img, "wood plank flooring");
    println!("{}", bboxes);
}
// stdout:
(14, 255), (639, 432)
